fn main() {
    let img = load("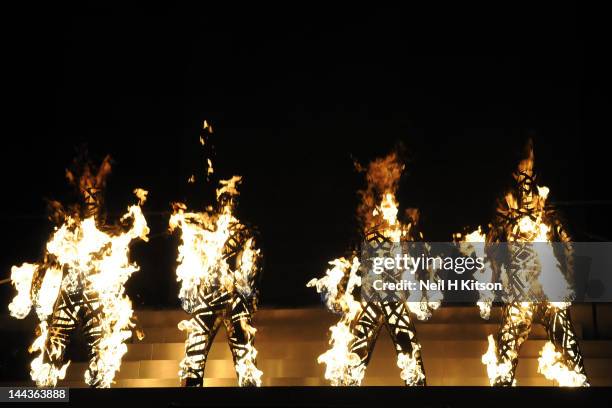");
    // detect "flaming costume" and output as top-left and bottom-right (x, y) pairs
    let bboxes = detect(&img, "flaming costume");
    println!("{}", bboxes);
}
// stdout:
(8, 155), (150, 388)
(308, 153), (441, 386)
(170, 175), (263, 387)
(459, 142), (588, 386)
